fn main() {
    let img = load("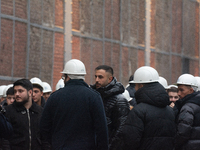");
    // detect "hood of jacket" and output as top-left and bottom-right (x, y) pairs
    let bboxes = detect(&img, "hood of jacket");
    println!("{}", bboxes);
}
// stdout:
(135, 82), (170, 107)
(91, 77), (125, 99)
(178, 91), (200, 107)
